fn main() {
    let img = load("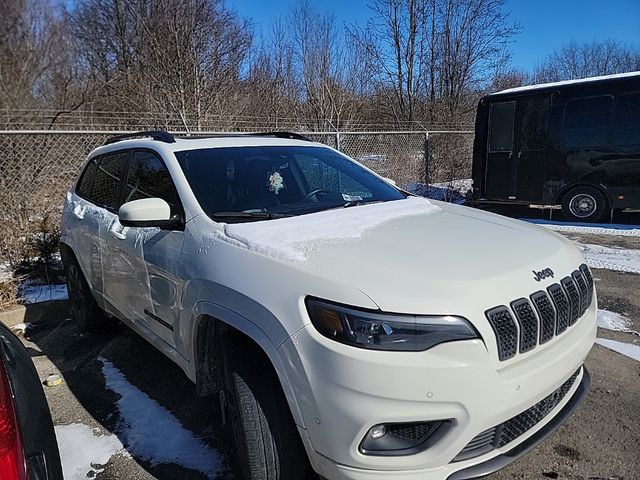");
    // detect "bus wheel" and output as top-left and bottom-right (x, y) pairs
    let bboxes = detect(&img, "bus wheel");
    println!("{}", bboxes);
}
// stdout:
(561, 186), (608, 223)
